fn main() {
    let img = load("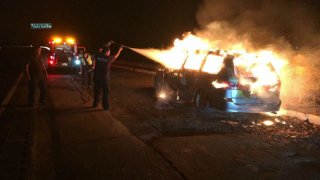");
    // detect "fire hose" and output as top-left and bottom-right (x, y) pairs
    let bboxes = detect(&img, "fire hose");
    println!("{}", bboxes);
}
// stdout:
(70, 42), (137, 104)
(69, 42), (119, 104)
(120, 45), (131, 49)
(70, 75), (91, 104)
(107, 40), (133, 51)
